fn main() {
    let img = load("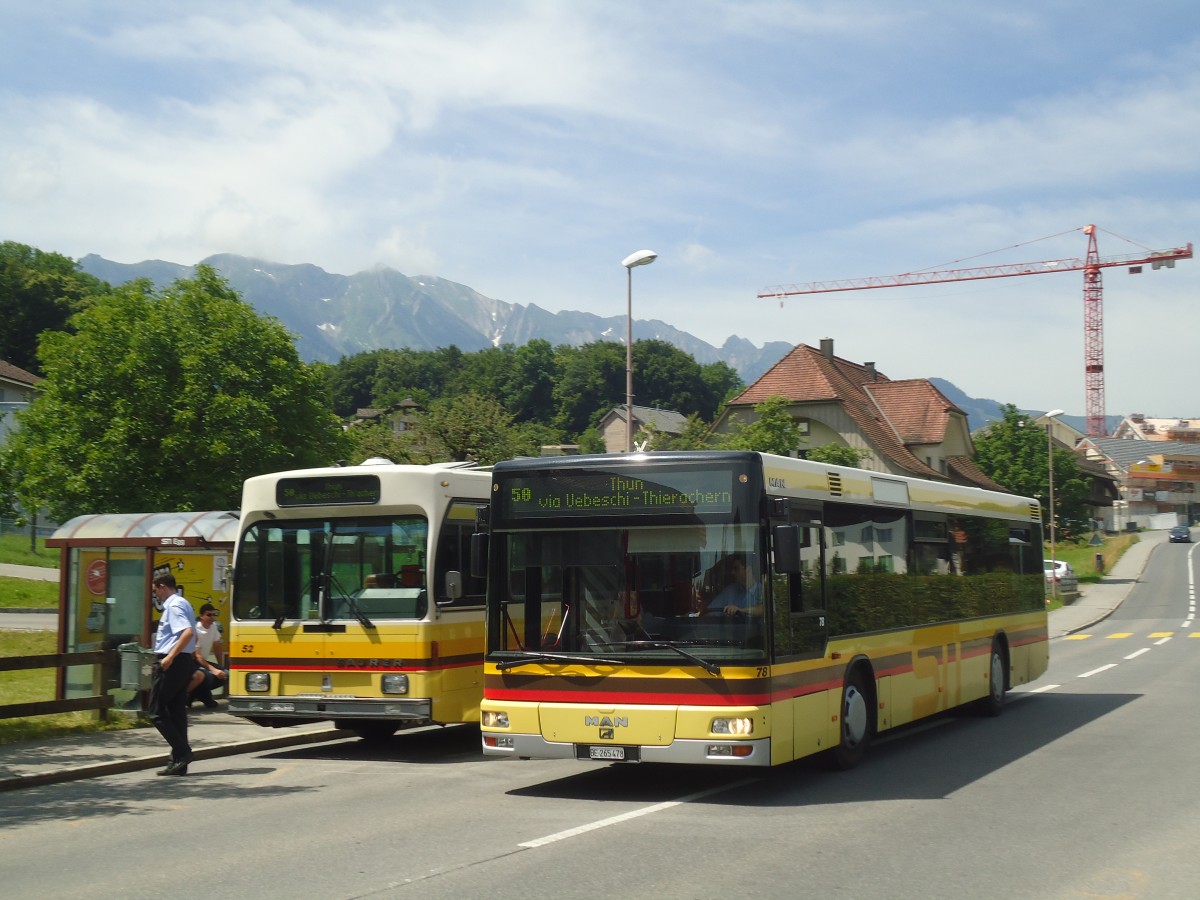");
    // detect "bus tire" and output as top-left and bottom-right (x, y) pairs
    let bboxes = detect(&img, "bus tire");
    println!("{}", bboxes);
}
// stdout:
(977, 640), (1007, 717)
(831, 666), (874, 770)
